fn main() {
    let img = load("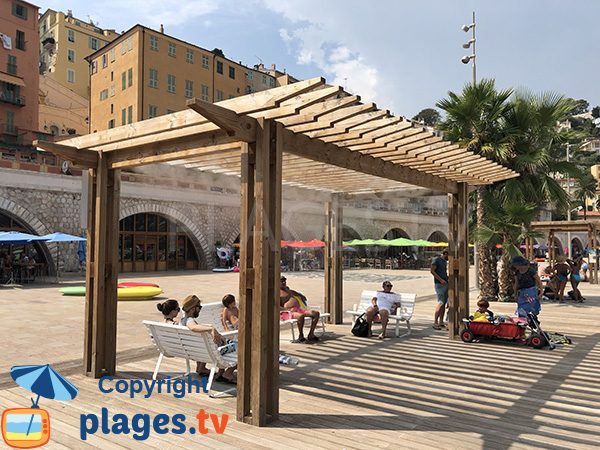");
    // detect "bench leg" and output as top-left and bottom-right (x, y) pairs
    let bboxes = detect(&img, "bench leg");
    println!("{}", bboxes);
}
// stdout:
(396, 320), (411, 338)
(152, 353), (164, 380)
(320, 317), (326, 335)
(206, 365), (217, 394)
(290, 322), (296, 342)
